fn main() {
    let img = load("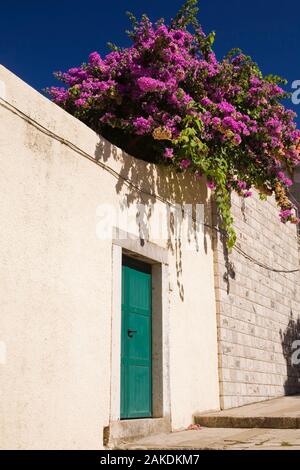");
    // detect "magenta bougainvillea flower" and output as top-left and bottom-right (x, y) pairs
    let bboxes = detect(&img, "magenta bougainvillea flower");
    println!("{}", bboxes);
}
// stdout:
(180, 159), (192, 169)
(47, 0), (300, 245)
(137, 77), (167, 93)
(164, 148), (174, 159)
(207, 181), (216, 191)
